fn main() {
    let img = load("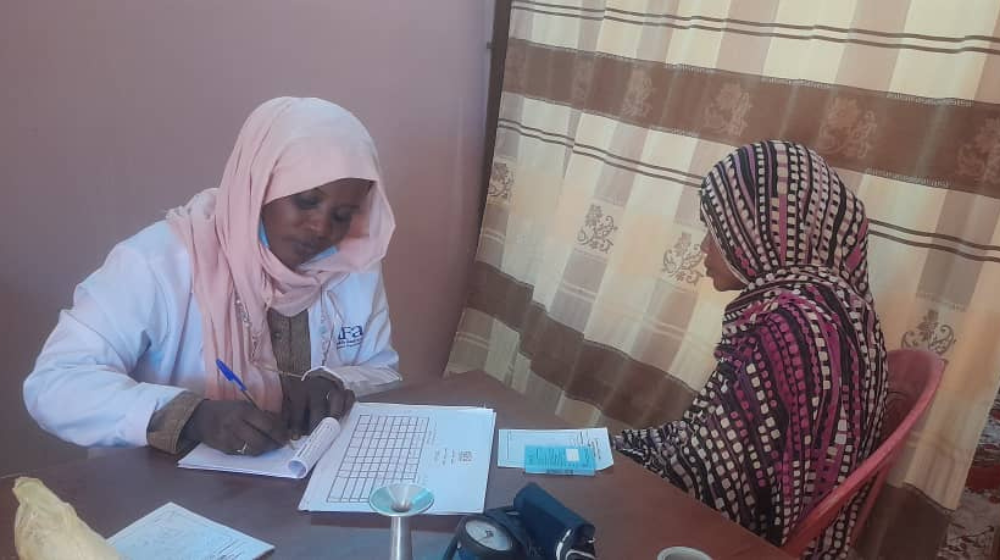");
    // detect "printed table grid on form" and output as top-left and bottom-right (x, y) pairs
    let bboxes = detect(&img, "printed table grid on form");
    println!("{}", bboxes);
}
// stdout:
(325, 414), (429, 503)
